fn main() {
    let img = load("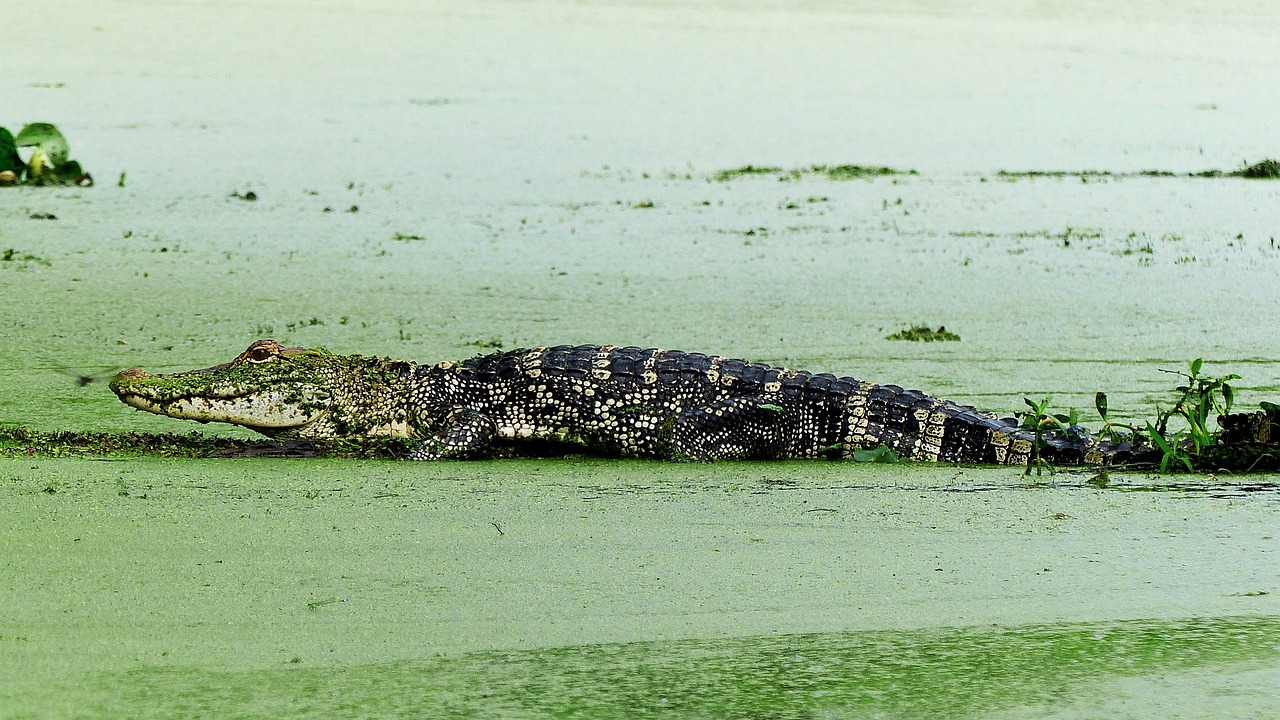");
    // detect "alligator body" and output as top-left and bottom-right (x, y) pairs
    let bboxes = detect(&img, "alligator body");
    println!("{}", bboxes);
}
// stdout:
(110, 339), (1126, 464)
